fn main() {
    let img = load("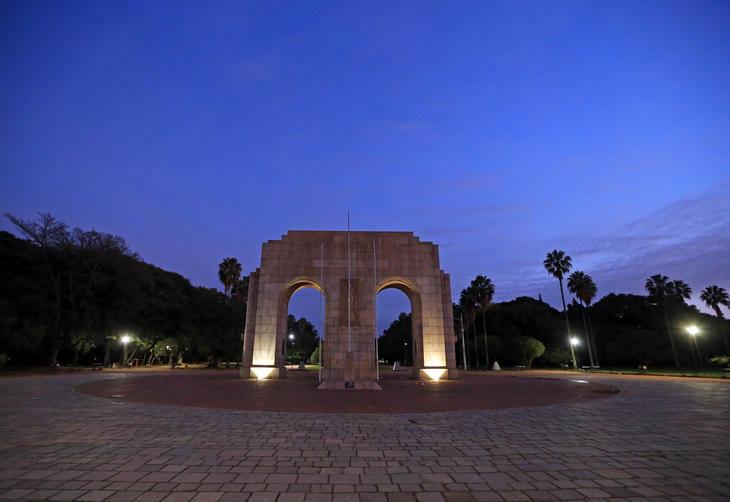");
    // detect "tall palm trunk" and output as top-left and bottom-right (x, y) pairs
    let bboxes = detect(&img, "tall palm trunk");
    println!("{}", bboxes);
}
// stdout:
(481, 309), (490, 370)
(558, 278), (577, 369)
(662, 307), (680, 368)
(713, 306), (730, 354)
(579, 302), (595, 367)
(472, 322), (480, 368)
(586, 308), (599, 366)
